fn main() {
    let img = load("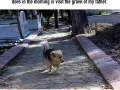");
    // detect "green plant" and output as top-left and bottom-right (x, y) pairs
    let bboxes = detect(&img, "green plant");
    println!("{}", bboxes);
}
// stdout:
(88, 11), (94, 16)
(96, 11), (104, 15)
